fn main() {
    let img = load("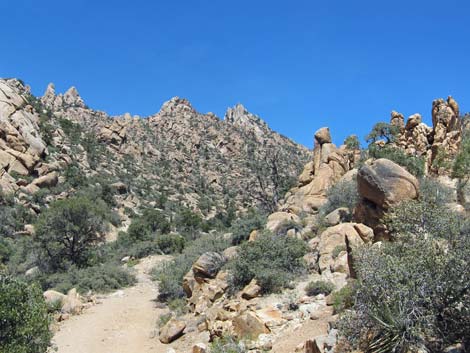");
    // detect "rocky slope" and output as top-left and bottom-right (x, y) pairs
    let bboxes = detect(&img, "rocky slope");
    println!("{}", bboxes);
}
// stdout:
(0, 78), (310, 224)
(146, 98), (468, 353)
